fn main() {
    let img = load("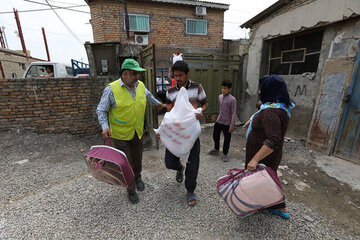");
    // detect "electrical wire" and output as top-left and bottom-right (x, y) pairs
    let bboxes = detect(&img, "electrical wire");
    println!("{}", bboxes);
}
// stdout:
(0, 5), (88, 14)
(23, 0), (90, 14)
(43, 0), (83, 44)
